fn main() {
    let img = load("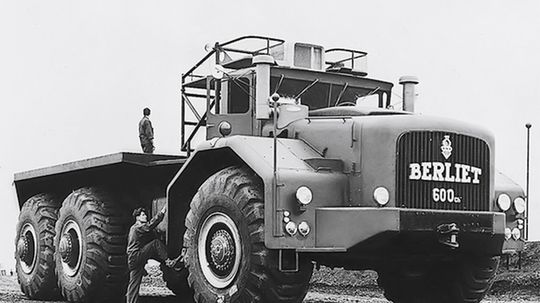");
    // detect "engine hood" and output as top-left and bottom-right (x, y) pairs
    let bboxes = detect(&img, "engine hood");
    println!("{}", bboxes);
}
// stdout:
(289, 113), (496, 208)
